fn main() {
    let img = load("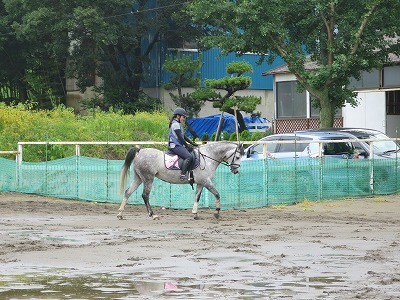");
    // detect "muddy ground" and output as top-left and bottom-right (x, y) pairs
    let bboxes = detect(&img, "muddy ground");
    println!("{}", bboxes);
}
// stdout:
(0, 192), (400, 299)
